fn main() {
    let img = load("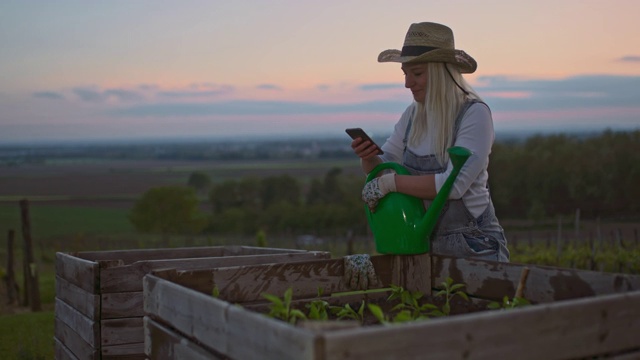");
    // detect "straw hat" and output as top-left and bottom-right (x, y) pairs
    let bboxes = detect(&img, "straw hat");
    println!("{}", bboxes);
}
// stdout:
(378, 22), (477, 73)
